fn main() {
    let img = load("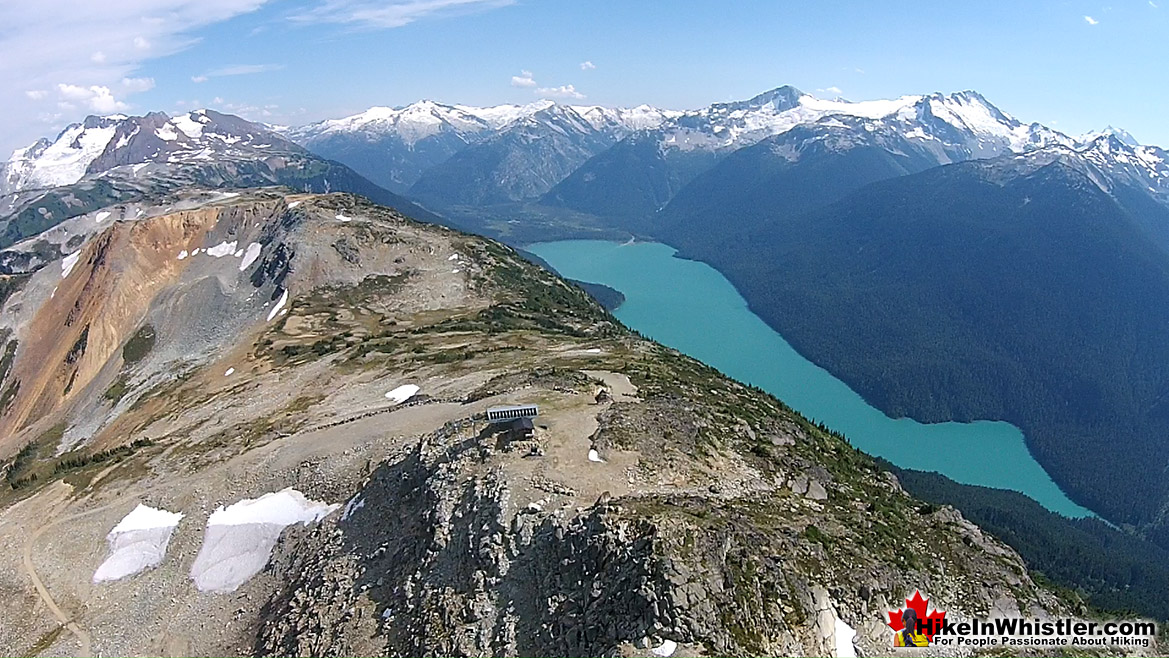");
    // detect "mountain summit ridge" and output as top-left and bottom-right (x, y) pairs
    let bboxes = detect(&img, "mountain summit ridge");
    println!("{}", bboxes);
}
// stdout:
(5, 86), (1154, 204)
